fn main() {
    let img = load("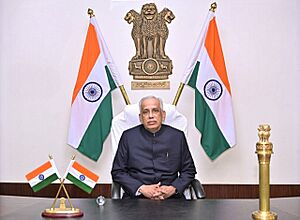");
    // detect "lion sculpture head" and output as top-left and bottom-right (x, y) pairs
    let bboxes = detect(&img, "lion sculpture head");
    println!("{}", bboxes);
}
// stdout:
(141, 3), (157, 20)
(160, 8), (175, 23)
